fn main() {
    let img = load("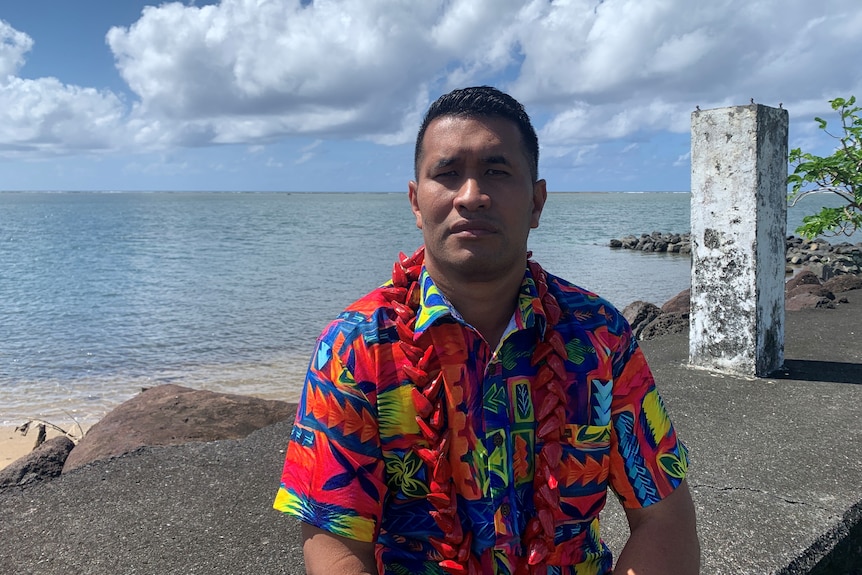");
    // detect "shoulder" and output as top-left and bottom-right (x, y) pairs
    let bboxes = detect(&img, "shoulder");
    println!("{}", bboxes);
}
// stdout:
(318, 283), (401, 351)
(545, 273), (622, 320)
(544, 272), (631, 337)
